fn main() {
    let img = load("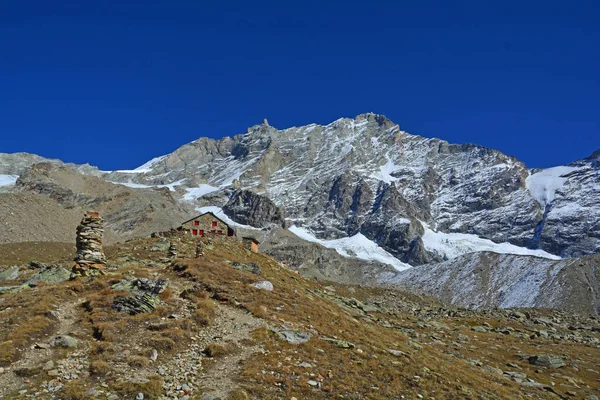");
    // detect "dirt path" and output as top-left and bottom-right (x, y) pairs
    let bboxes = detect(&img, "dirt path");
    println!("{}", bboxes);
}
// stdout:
(194, 303), (265, 398)
(0, 300), (86, 398)
(153, 302), (265, 399)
